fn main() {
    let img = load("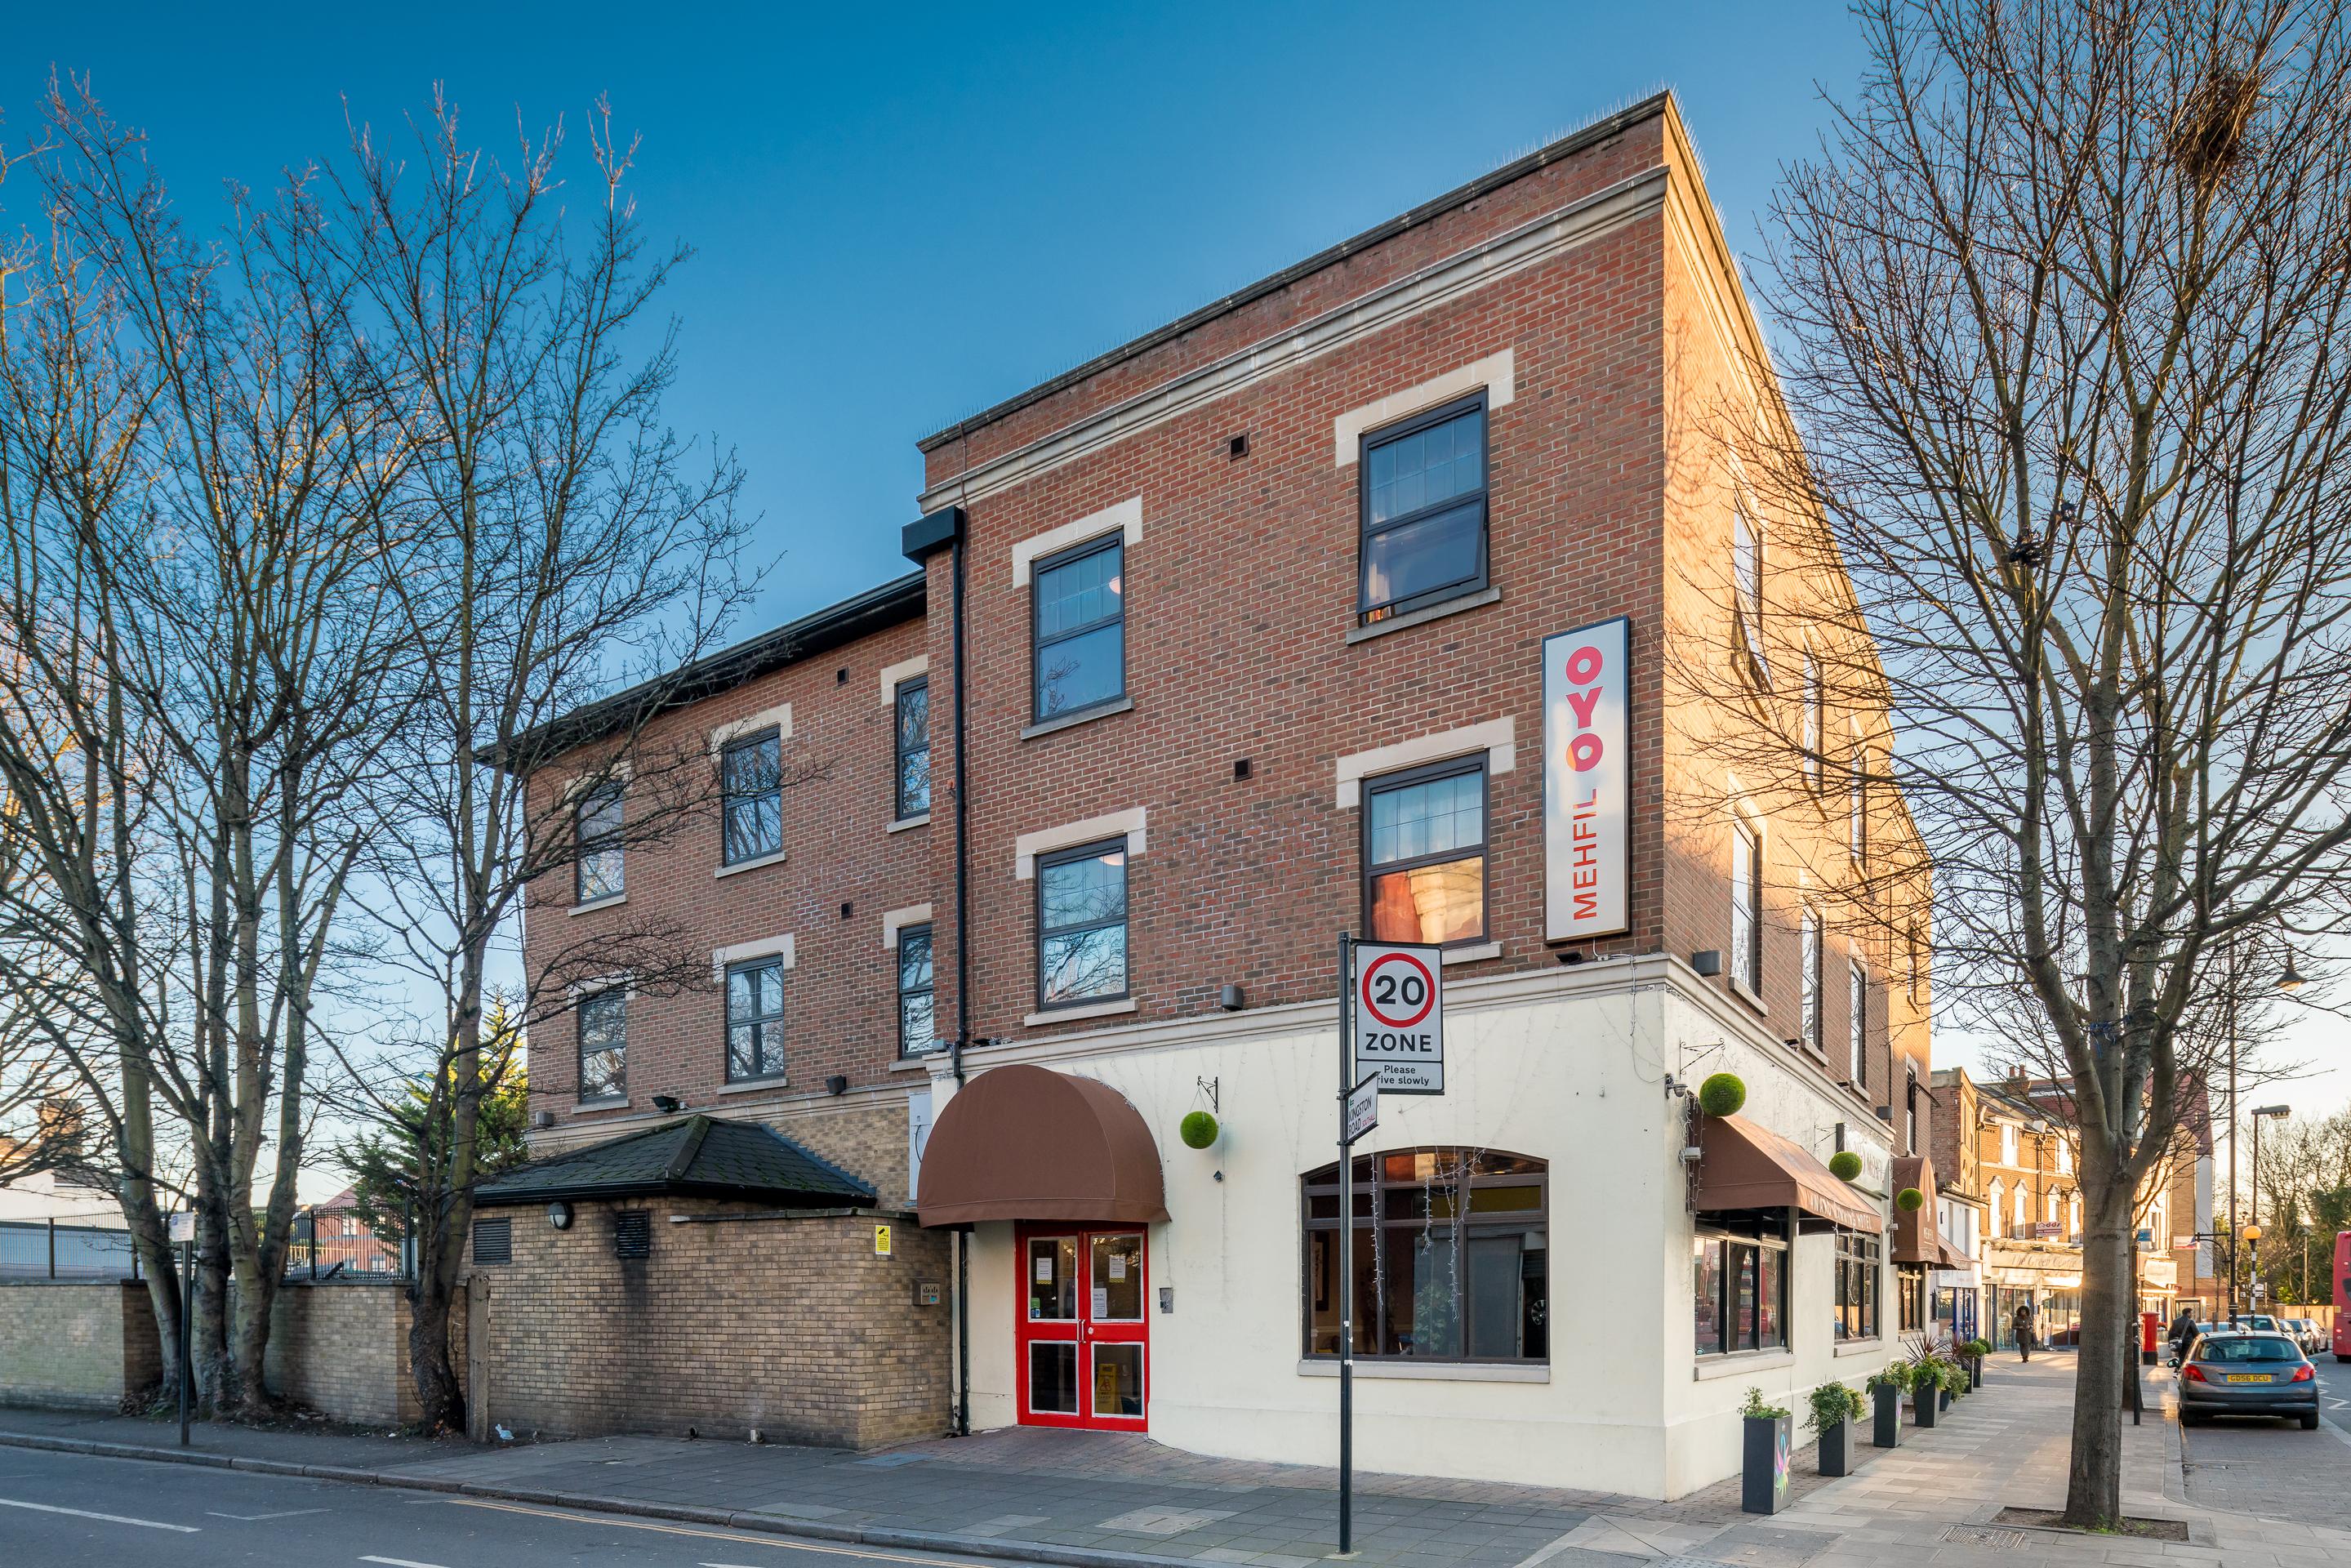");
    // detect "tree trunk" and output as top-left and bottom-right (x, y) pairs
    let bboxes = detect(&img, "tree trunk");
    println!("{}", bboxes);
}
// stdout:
(2063, 1190), (2135, 1528)
(408, 1286), (463, 1432)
